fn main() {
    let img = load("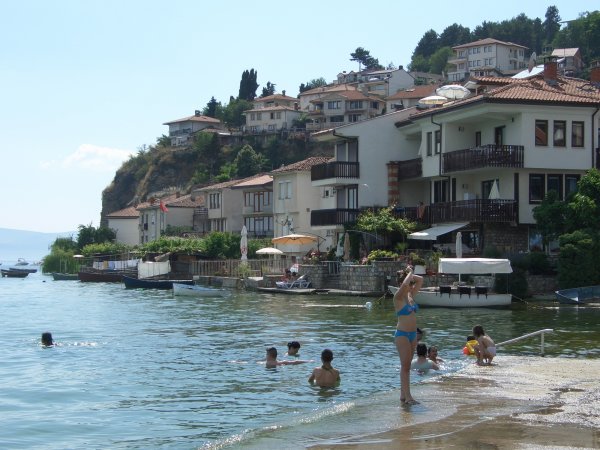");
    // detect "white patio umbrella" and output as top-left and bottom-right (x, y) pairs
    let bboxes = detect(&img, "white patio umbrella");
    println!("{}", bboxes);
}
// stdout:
(488, 180), (500, 200)
(436, 84), (471, 100)
(240, 225), (248, 261)
(418, 95), (449, 106)
(455, 231), (463, 281)
(256, 247), (284, 255)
